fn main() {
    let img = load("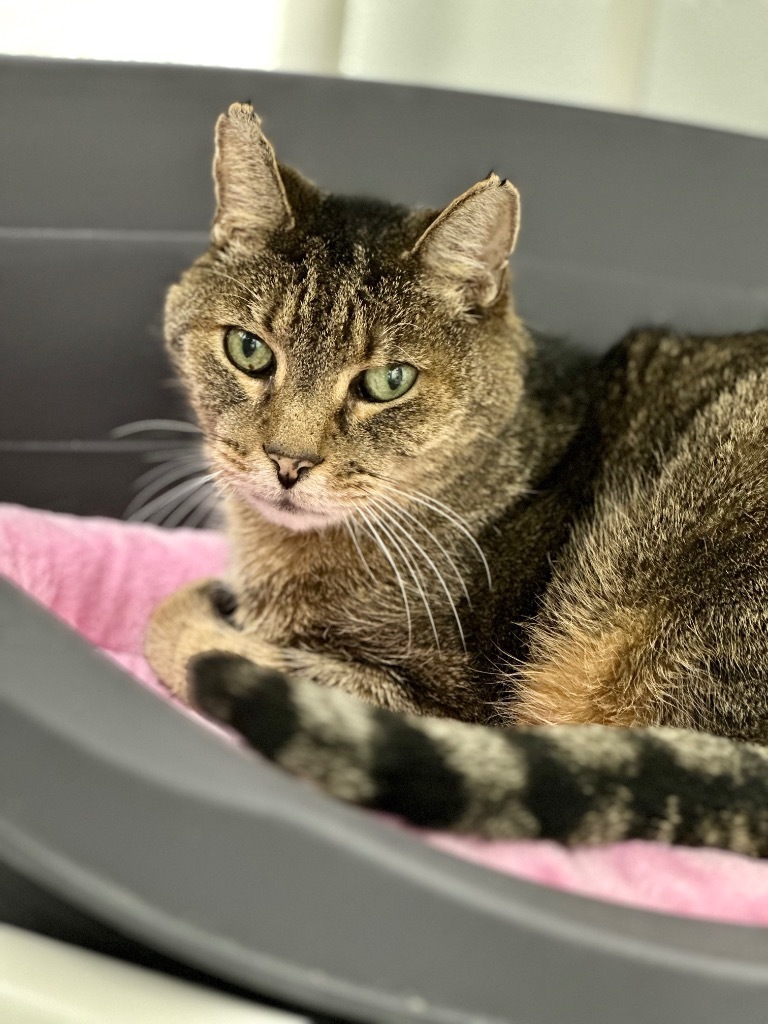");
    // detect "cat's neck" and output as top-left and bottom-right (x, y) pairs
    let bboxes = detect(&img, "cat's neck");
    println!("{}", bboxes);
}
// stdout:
(445, 325), (596, 521)
(517, 329), (598, 481)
